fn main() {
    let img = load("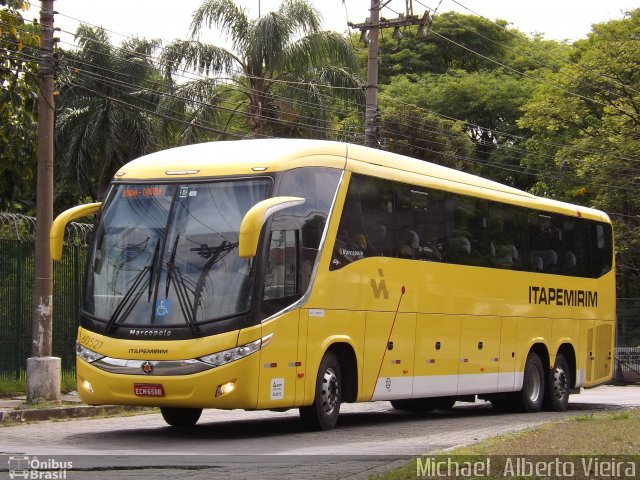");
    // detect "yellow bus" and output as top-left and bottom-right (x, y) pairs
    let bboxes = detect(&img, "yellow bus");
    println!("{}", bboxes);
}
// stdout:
(51, 139), (615, 430)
